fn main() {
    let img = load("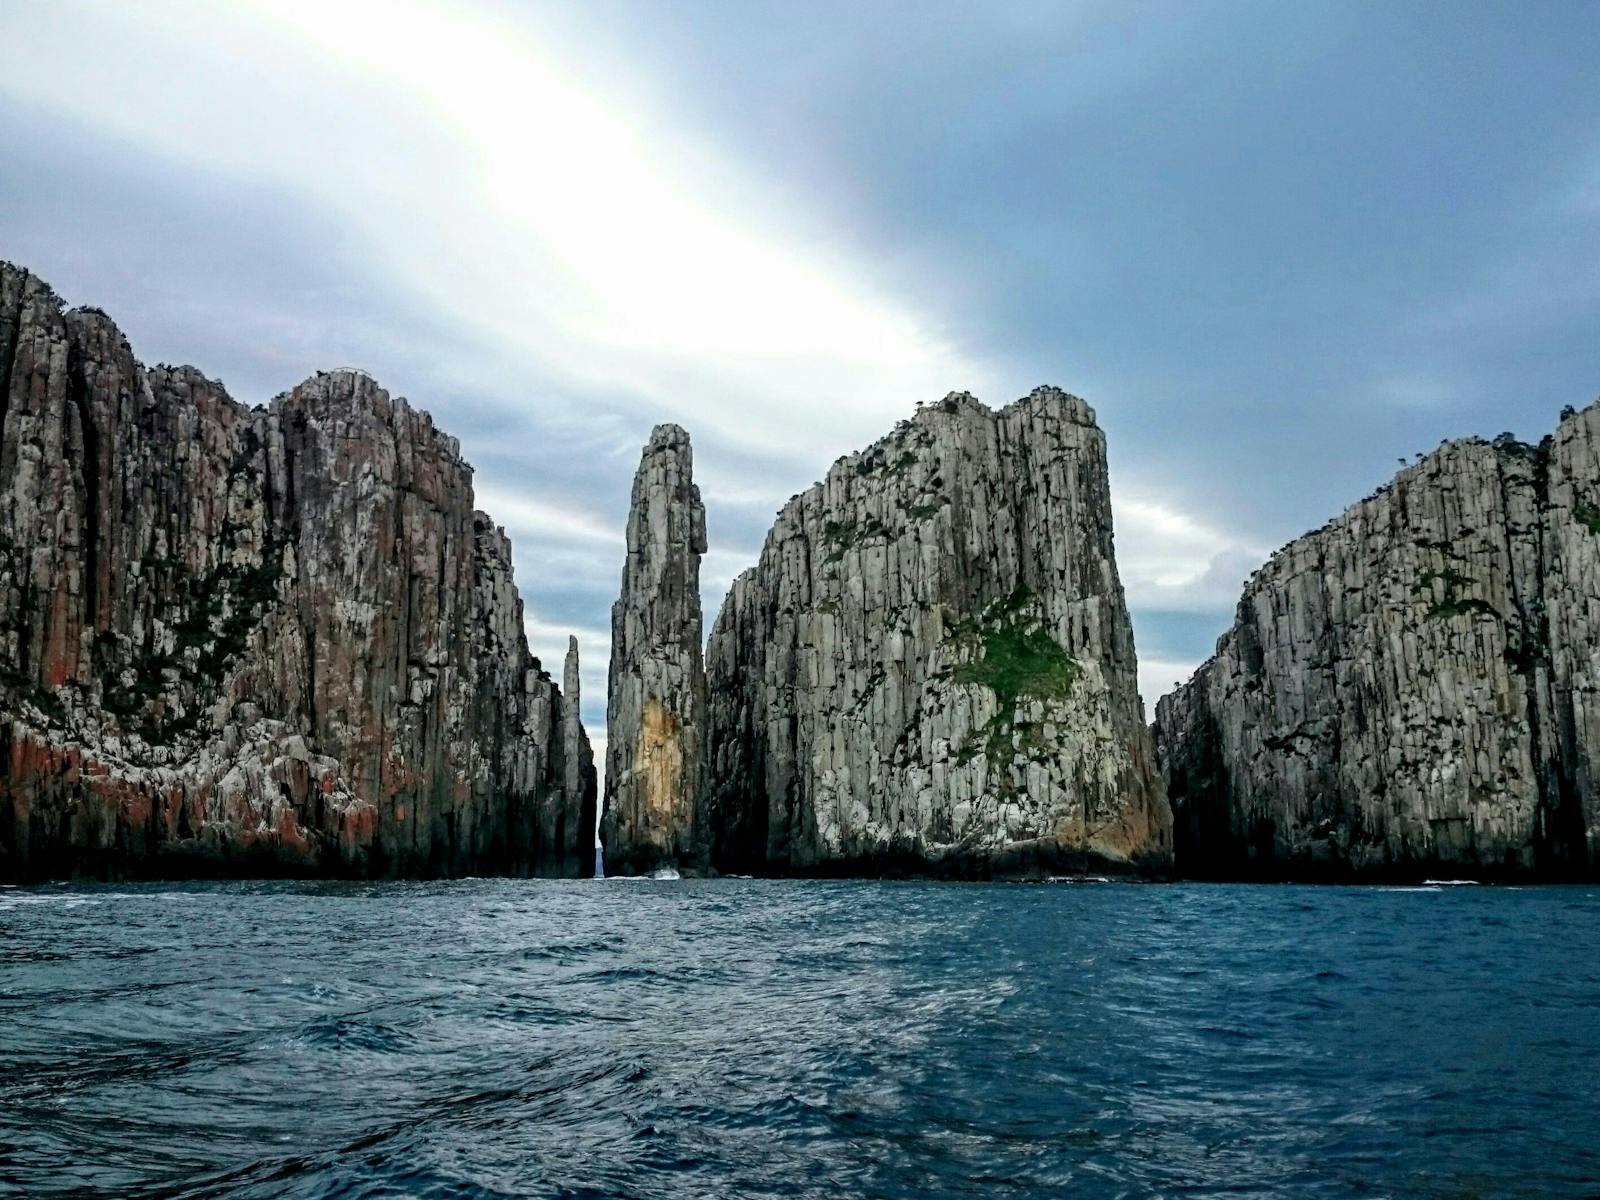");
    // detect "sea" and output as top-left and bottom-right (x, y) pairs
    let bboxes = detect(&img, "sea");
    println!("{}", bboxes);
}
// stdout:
(3, 879), (1598, 1198)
